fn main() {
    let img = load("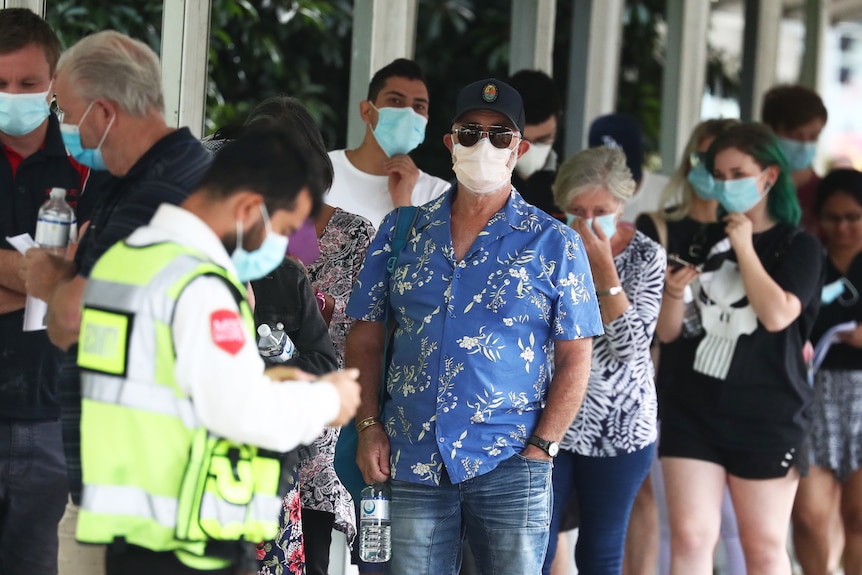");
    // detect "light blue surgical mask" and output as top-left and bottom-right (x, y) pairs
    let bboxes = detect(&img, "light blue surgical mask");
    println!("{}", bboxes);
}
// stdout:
(371, 104), (427, 157)
(821, 279), (846, 305)
(777, 137), (817, 172)
(821, 277), (859, 306)
(687, 163), (718, 201)
(60, 101), (114, 171)
(714, 171), (769, 214)
(0, 82), (52, 136)
(231, 204), (289, 283)
(566, 213), (618, 239)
